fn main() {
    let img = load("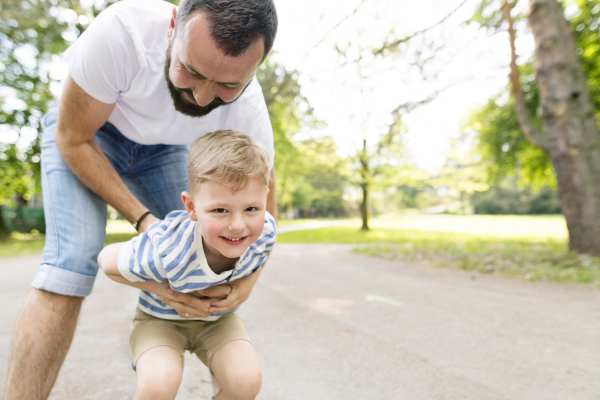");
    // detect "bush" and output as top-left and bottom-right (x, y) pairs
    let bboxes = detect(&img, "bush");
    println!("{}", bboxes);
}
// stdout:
(472, 187), (561, 215)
